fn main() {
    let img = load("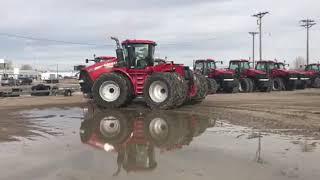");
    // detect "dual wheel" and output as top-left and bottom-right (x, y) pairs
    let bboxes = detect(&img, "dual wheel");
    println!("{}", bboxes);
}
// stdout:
(92, 72), (207, 109)
(239, 78), (272, 92)
(238, 78), (254, 93)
